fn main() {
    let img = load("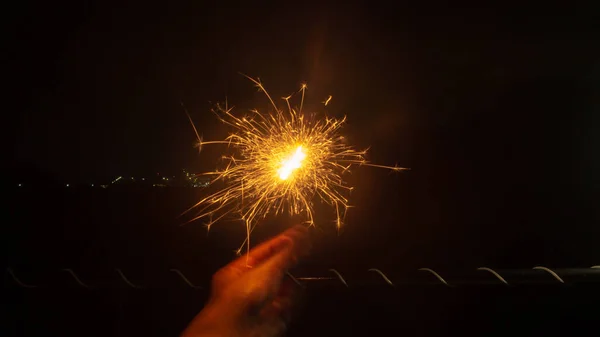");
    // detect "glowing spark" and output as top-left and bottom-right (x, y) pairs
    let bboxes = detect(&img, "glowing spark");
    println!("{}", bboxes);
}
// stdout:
(183, 76), (408, 254)
(323, 95), (332, 106)
(278, 146), (306, 180)
(181, 101), (203, 153)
